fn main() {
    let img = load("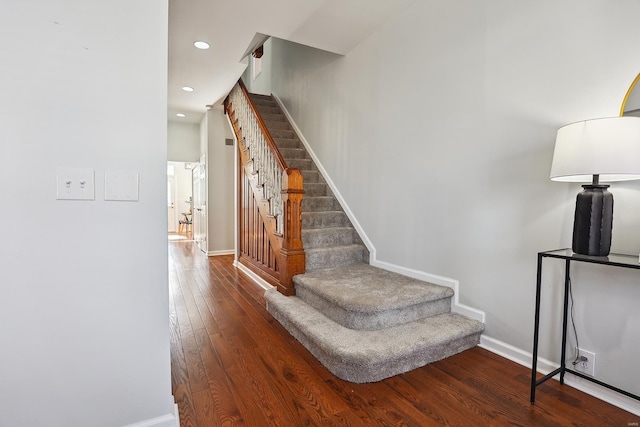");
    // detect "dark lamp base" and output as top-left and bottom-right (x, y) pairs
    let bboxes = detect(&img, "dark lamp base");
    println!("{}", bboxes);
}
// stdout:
(572, 184), (613, 257)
